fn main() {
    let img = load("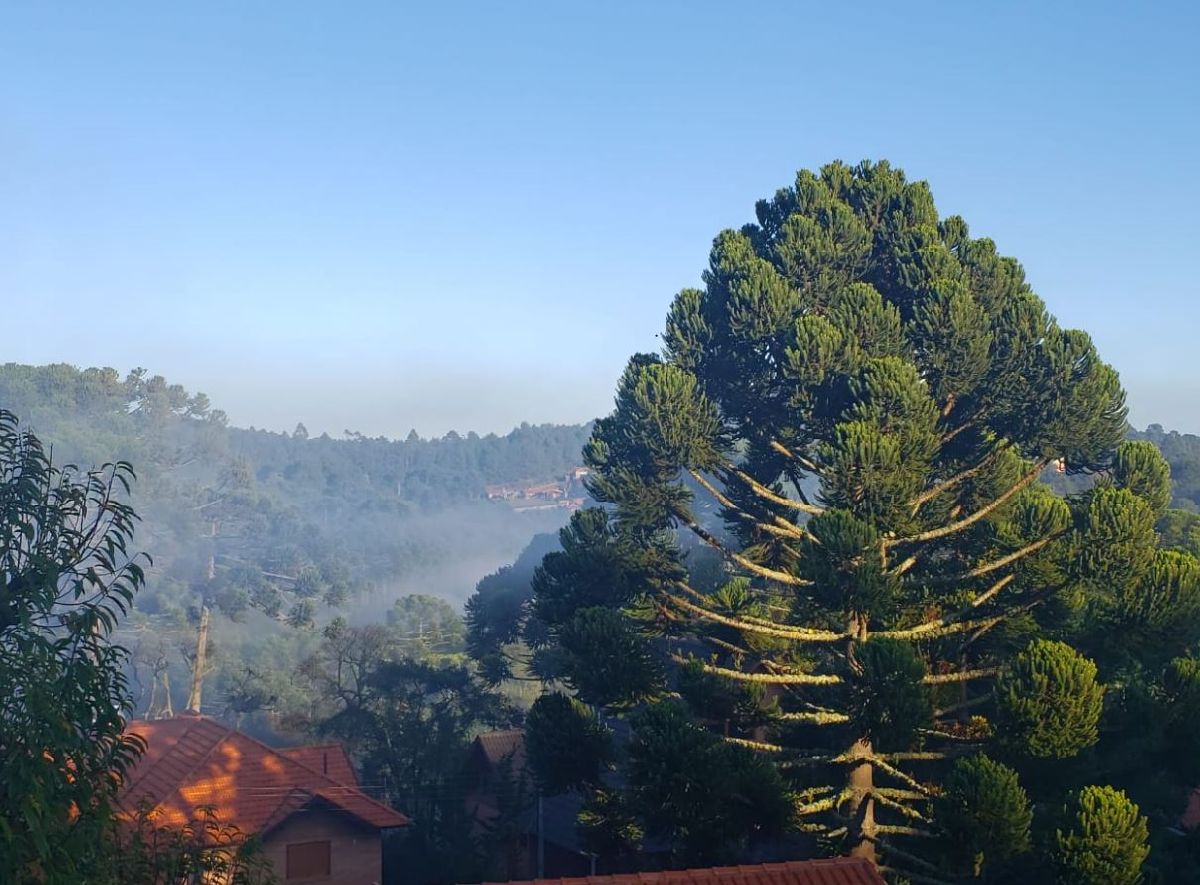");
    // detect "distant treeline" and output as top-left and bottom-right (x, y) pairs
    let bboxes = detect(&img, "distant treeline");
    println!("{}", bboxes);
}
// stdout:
(0, 362), (592, 507)
(0, 361), (592, 721)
